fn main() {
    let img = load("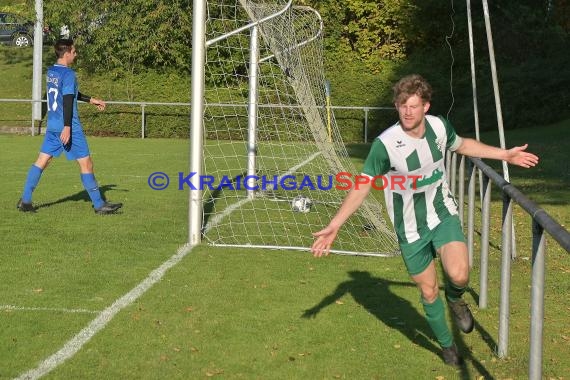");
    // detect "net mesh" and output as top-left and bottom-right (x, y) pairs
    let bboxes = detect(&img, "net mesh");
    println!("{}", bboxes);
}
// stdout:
(201, 0), (399, 256)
